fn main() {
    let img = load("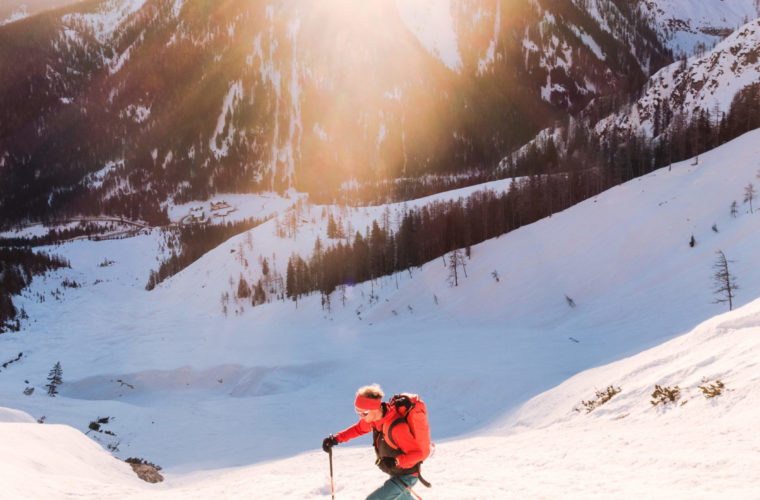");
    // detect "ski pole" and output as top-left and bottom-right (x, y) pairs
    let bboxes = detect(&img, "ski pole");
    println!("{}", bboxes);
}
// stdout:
(329, 447), (335, 500)
(395, 477), (423, 500)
